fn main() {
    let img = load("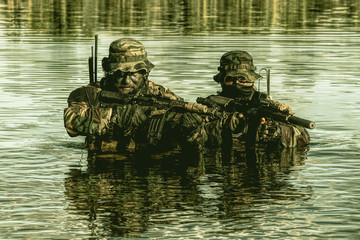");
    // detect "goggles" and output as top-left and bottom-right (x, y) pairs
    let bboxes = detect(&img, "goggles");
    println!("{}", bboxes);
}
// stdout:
(224, 75), (253, 86)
